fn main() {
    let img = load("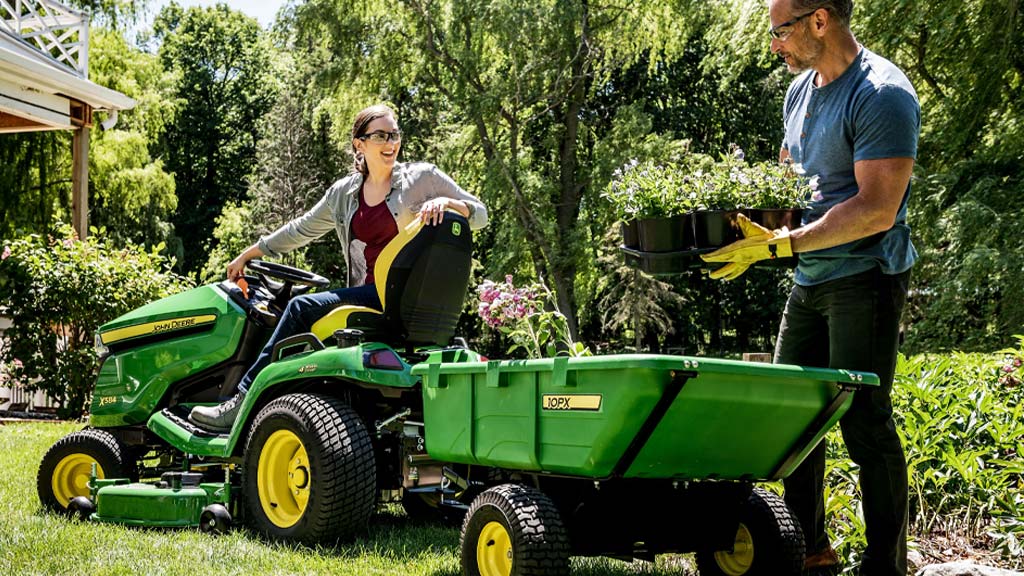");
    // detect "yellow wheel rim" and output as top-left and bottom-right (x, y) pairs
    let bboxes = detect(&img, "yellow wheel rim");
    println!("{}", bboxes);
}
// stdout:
(476, 521), (513, 576)
(714, 522), (755, 575)
(257, 429), (311, 528)
(51, 454), (104, 508)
